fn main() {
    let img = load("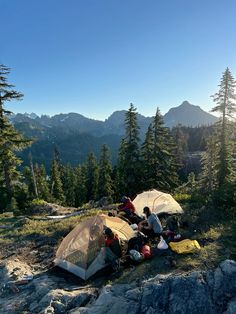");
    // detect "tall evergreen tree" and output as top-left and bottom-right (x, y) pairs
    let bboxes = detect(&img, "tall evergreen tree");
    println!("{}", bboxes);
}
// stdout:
(75, 165), (87, 206)
(23, 162), (50, 201)
(171, 124), (188, 181)
(85, 152), (98, 201)
(35, 164), (50, 201)
(151, 108), (179, 191)
(141, 124), (155, 189)
(61, 164), (76, 206)
(199, 136), (218, 194)
(50, 149), (65, 203)
(211, 67), (236, 187)
(29, 153), (38, 198)
(0, 64), (31, 205)
(97, 144), (113, 199)
(23, 166), (36, 200)
(115, 139), (126, 199)
(164, 128), (180, 188)
(116, 103), (141, 197)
